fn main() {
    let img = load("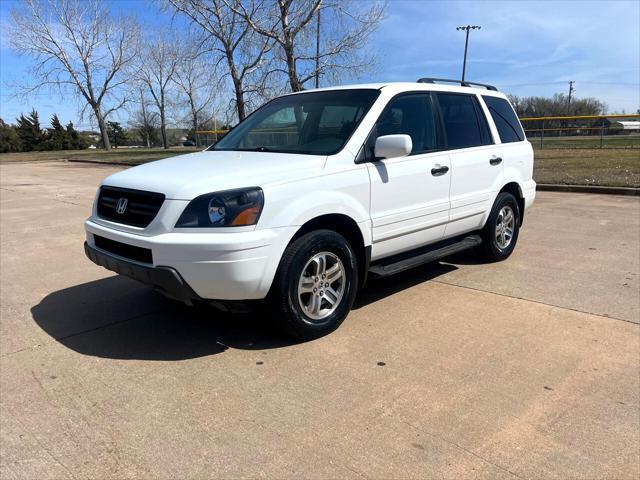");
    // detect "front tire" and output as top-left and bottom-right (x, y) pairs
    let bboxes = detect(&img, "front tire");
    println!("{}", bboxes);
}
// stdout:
(268, 229), (358, 340)
(479, 192), (521, 262)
